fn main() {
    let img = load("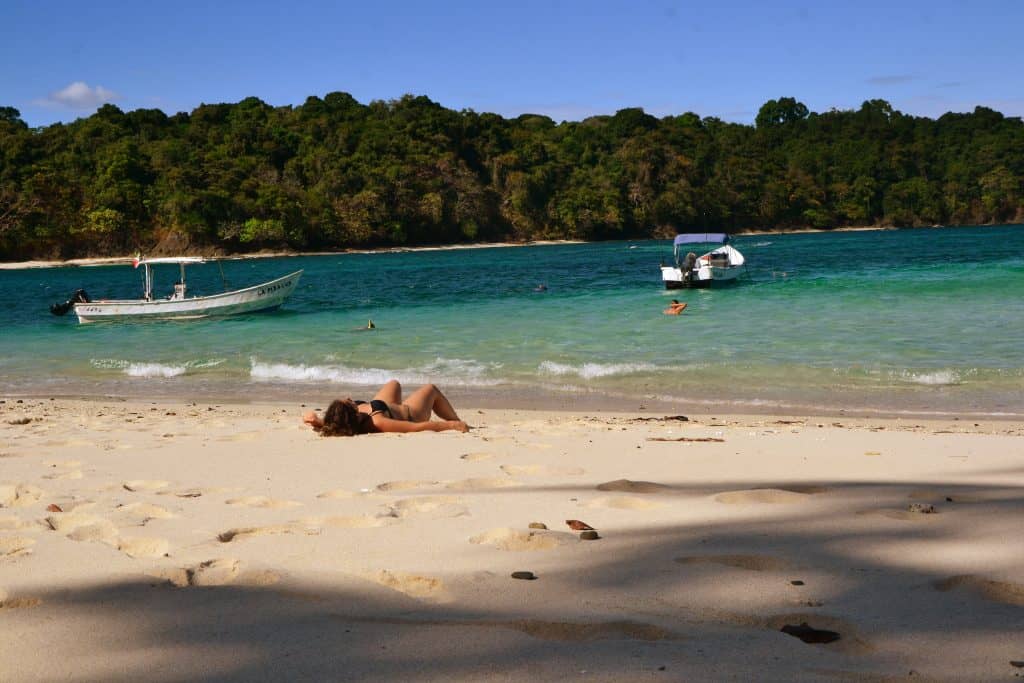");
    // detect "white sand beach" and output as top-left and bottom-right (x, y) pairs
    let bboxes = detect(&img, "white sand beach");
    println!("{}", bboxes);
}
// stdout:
(2, 398), (1023, 681)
